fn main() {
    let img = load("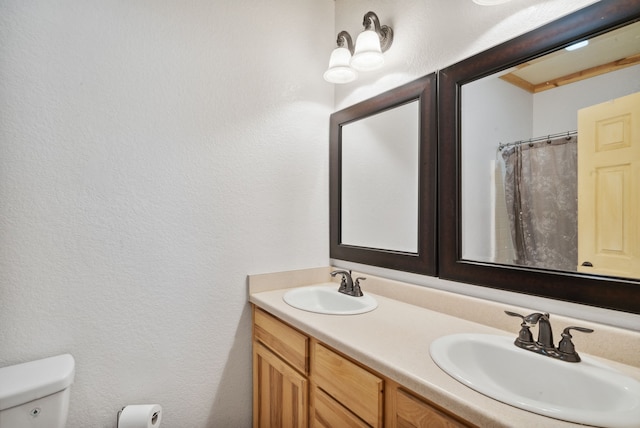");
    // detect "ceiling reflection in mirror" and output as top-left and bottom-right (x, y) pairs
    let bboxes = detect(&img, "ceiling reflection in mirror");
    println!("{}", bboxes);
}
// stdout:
(461, 20), (640, 280)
